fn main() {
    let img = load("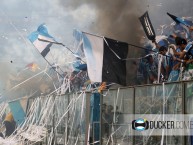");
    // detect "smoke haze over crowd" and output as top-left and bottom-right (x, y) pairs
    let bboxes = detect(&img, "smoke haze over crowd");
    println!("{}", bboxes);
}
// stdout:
(0, 0), (193, 100)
